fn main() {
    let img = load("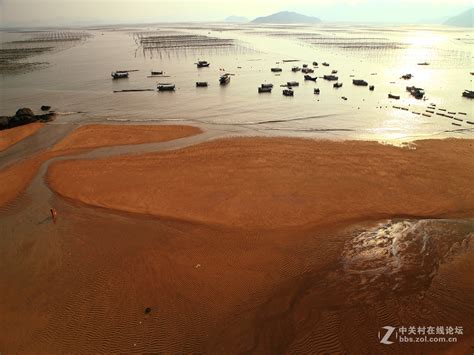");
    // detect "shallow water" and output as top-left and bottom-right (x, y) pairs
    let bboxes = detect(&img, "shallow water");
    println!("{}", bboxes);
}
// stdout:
(1, 23), (473, 142)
